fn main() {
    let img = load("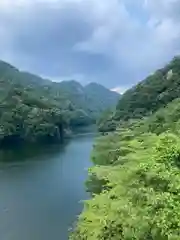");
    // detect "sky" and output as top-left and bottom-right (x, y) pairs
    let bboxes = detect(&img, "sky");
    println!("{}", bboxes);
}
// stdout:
(0, 0), (180, 93)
